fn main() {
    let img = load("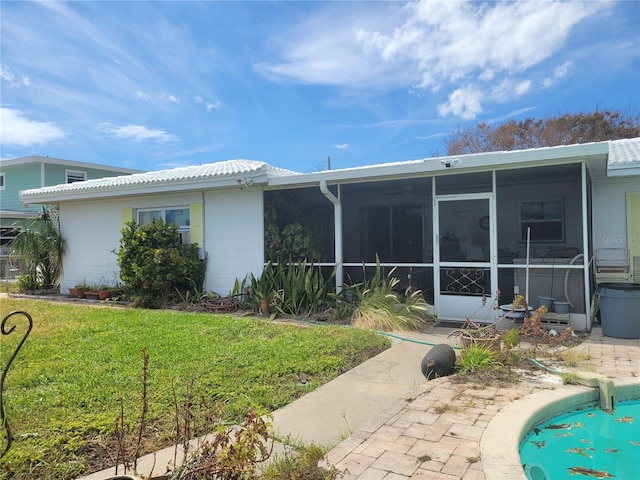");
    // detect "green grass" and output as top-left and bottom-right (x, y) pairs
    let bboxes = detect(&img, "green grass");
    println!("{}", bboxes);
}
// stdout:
(0, 299), (389, 479)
